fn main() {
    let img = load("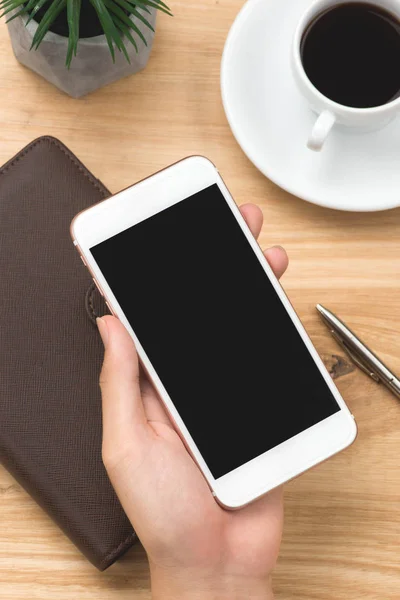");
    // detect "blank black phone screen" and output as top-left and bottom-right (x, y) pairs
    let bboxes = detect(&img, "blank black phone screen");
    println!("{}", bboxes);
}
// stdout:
(91, 184), (340, 479)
